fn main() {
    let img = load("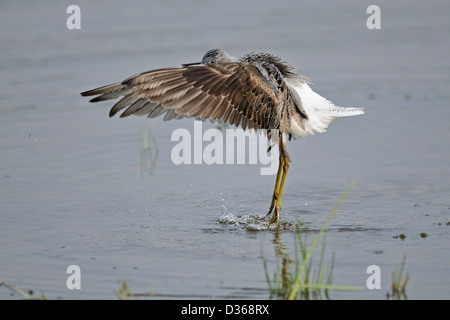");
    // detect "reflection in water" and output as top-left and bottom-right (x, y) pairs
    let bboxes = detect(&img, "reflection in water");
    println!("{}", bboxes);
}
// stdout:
(262, 228), (296, 299)
(272, 229), (293, 299)
(140, 122), (159, 176)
